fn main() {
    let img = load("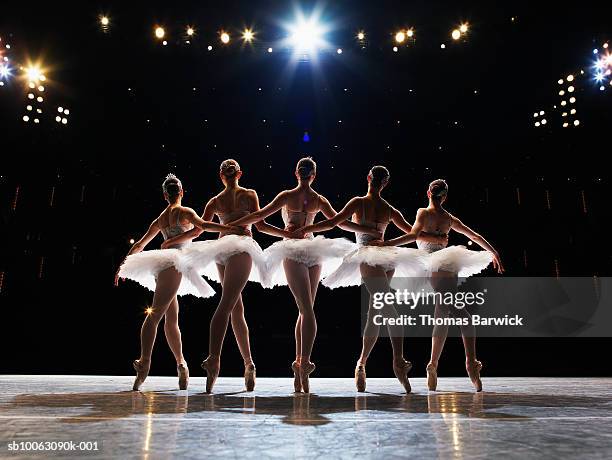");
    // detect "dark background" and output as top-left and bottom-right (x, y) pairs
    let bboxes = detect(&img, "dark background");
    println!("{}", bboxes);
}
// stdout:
(1, 1), (610, 378)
